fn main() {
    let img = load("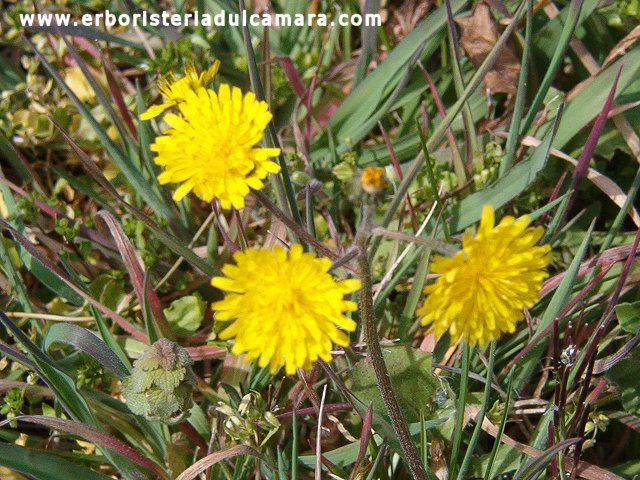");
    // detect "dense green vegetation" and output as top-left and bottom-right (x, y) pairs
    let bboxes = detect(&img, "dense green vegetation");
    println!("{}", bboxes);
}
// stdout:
(1, 0), (640, 478)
